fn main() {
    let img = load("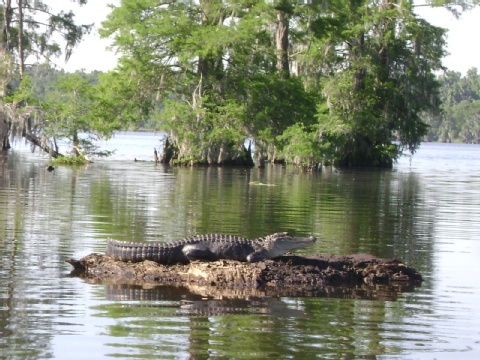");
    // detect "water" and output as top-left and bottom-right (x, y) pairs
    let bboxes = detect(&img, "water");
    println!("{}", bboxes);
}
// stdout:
(1, 133), (479, 359)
